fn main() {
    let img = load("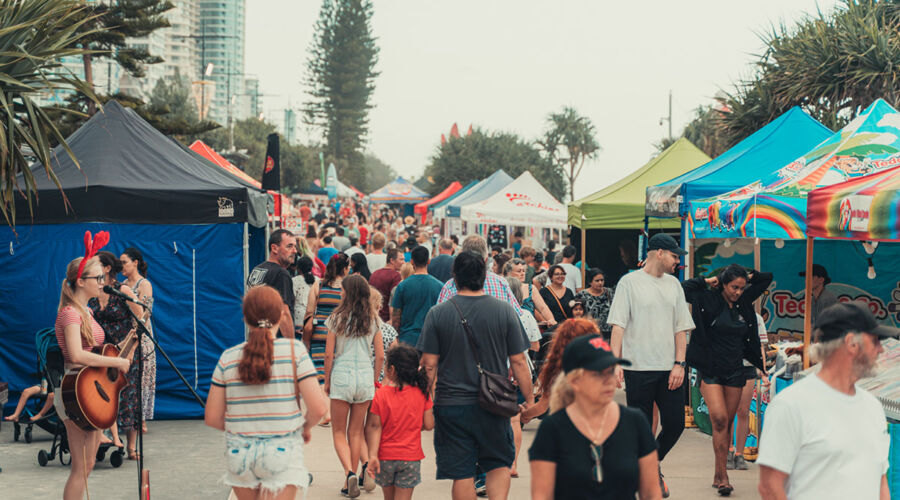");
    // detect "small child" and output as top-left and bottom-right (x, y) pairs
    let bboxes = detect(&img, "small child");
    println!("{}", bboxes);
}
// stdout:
(365, 344), (434, 500)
